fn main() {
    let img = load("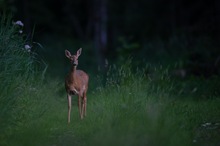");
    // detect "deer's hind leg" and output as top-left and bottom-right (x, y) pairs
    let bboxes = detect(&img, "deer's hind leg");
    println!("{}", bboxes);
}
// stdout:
(82, 91), (87, 118)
